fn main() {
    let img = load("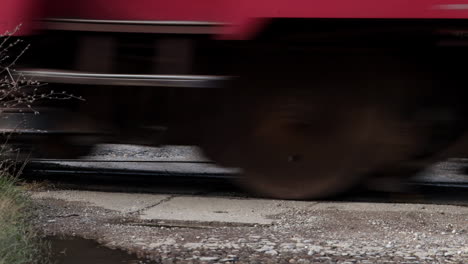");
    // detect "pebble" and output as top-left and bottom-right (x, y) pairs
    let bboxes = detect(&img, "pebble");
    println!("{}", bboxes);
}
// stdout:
(295, 243), (305, 248)
(280, 243), (295, 249)
(184, 243), (202, 249)
(256, 245), (274, 252)
(219, 258), (234, 262)
(199, 257), (219, 261)
(307, 246), (324, 255)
